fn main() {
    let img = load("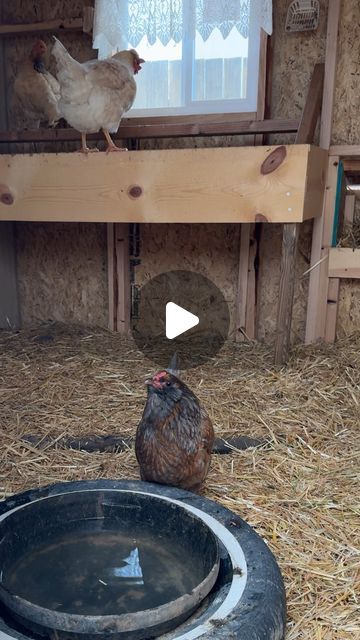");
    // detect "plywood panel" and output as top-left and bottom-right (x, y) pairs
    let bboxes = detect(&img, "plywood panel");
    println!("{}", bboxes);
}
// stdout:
(0, 145), (326, 223)
(16, 222), (108, 328)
